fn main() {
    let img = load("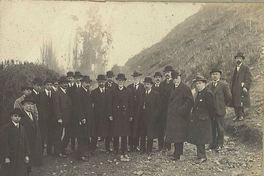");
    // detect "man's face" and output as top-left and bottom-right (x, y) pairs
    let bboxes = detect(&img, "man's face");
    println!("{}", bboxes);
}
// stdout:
(75, 77), (82, 83)
(173, 76), (181, 86)
(164, 71), (172, 80)
(211, 72), (221, 81)
(11, 114), (21, 123)
(67, 76), (74, 83)
(154, 76), (162, 84)
(23, 102), (33, 112)
(33, 85), (42, 92)
(133, 77), (141, 84)
(53, 82), (59, 89)
(60, 82), (68, 89)
(195, 81), (206, 91)
(235, 57), (243, 65)
(98, 80), (106, 88)
(117, 80), (125, 87)
(82, 82), (90, 89)
(23, 89), (32, 96)
(144, 82), (152, 90)
(45, 83), (53, 91)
